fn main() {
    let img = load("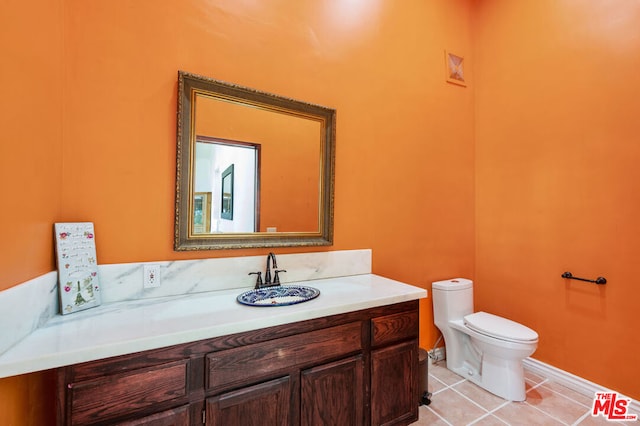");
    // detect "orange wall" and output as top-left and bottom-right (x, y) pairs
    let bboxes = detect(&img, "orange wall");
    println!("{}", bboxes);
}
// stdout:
(474, 0), (640, 399)
(0, 0), (474, 423)
(11, 0), (639, 419)
(58, 0), (475, 346)
(364, 1), (475, 352)
(12, 0), (640, 420)
(0, 0), (63, 424)
(0, 0), (63, 291)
